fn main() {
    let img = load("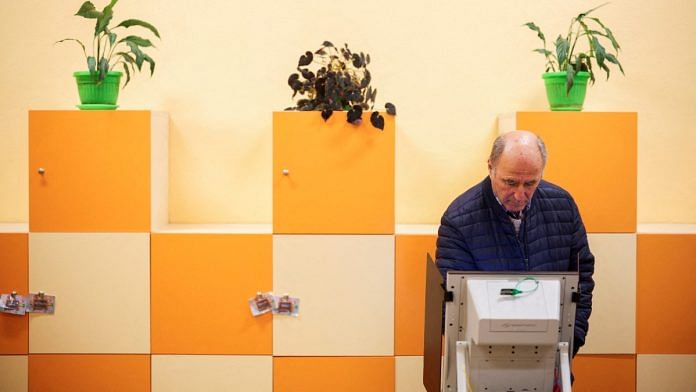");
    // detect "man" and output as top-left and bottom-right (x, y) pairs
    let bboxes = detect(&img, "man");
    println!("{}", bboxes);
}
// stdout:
(436, 130), (594, 356)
